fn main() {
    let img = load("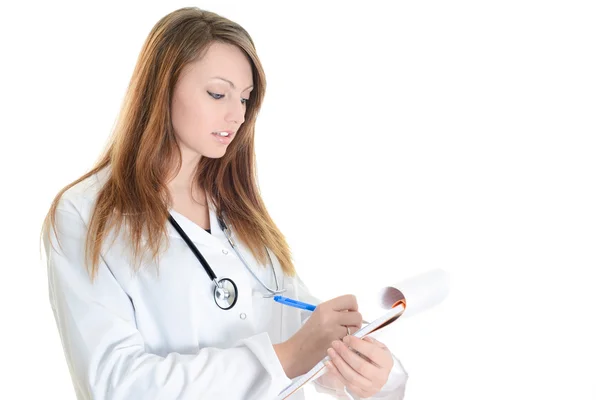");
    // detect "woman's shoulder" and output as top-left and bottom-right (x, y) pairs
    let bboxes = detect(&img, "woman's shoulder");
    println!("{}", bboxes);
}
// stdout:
(57, 167), (111, 216)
